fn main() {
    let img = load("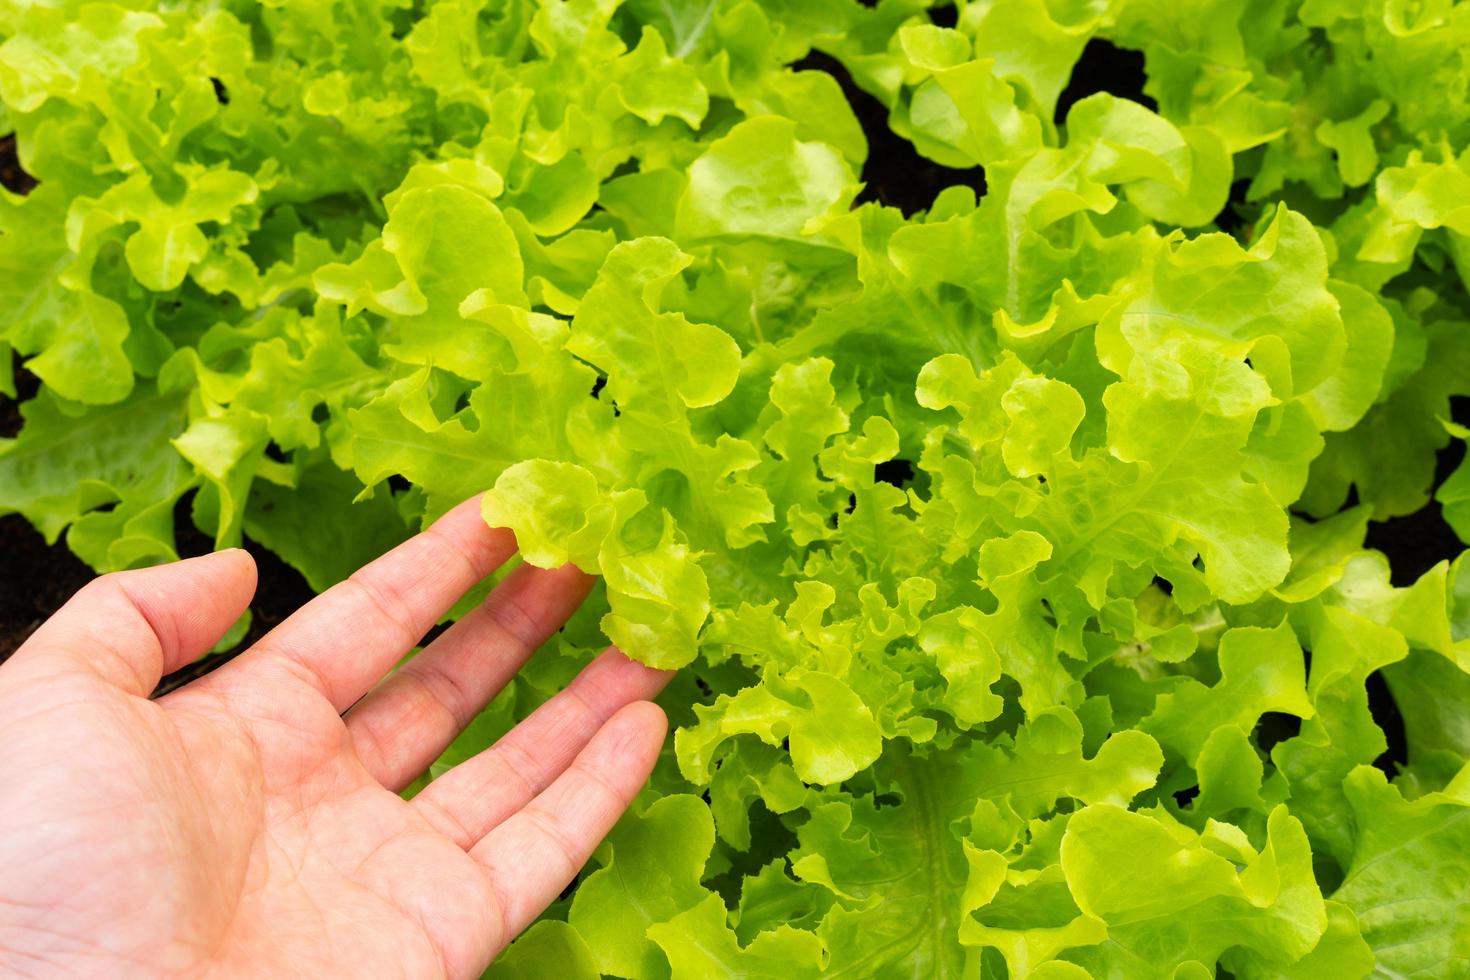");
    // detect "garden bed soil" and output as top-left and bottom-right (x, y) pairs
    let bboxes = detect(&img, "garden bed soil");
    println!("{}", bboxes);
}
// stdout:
(0, 364), (315, 690)
(0, 514), (97, 660)
(0, 134), (37, 195)
(0, 509), (317, 695)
